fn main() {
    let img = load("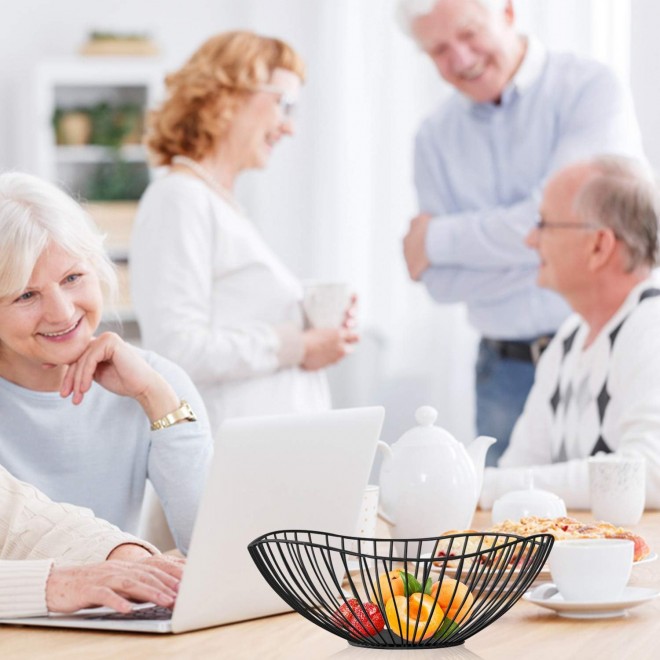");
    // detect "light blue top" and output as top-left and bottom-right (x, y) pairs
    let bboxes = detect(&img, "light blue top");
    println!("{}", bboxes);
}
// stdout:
(0, 349), (212, 554)
(415, 37), (646, 340)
